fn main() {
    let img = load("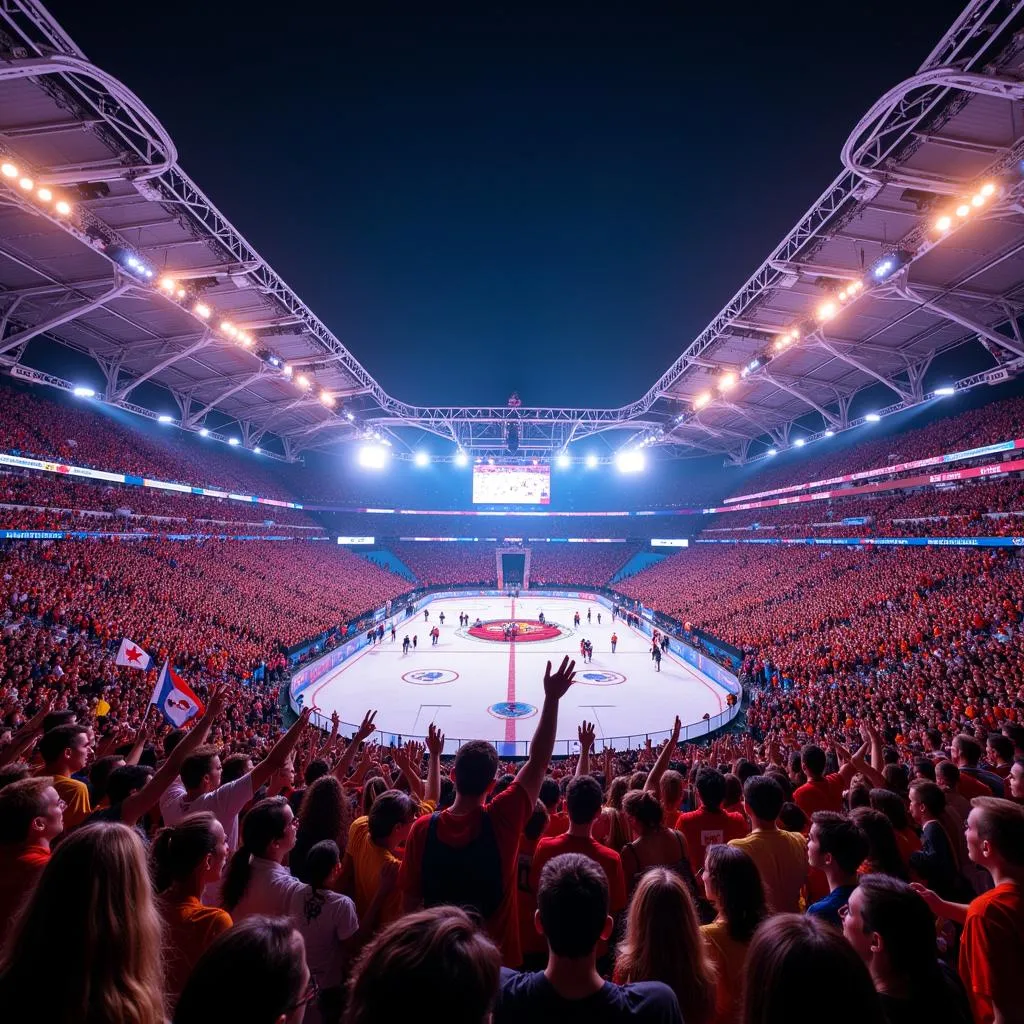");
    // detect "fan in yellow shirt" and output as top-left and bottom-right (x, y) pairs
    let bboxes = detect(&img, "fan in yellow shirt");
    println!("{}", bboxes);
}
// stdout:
(728, 776), (808, 913)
